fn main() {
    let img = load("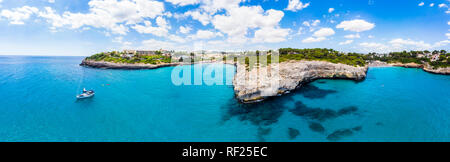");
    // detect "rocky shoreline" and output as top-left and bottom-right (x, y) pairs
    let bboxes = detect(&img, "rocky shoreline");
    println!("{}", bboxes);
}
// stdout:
(80, 59), (237, 70)
(388, 62), (450, 75)
(367, 61), (450, 75)
(422, 66), (450, 75)
(233, 61), (368, 103)
(80, 59), (183, 69)
(81, 59), (447, 104)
